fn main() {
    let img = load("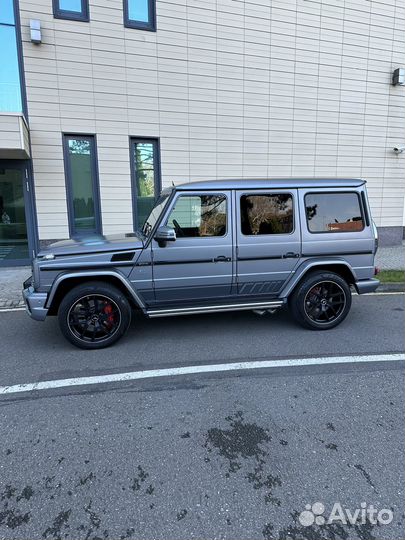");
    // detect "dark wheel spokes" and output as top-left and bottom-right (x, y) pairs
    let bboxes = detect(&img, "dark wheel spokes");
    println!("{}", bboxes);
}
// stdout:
(67, 295), (122, 343)
(304, 281), (346, 324)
